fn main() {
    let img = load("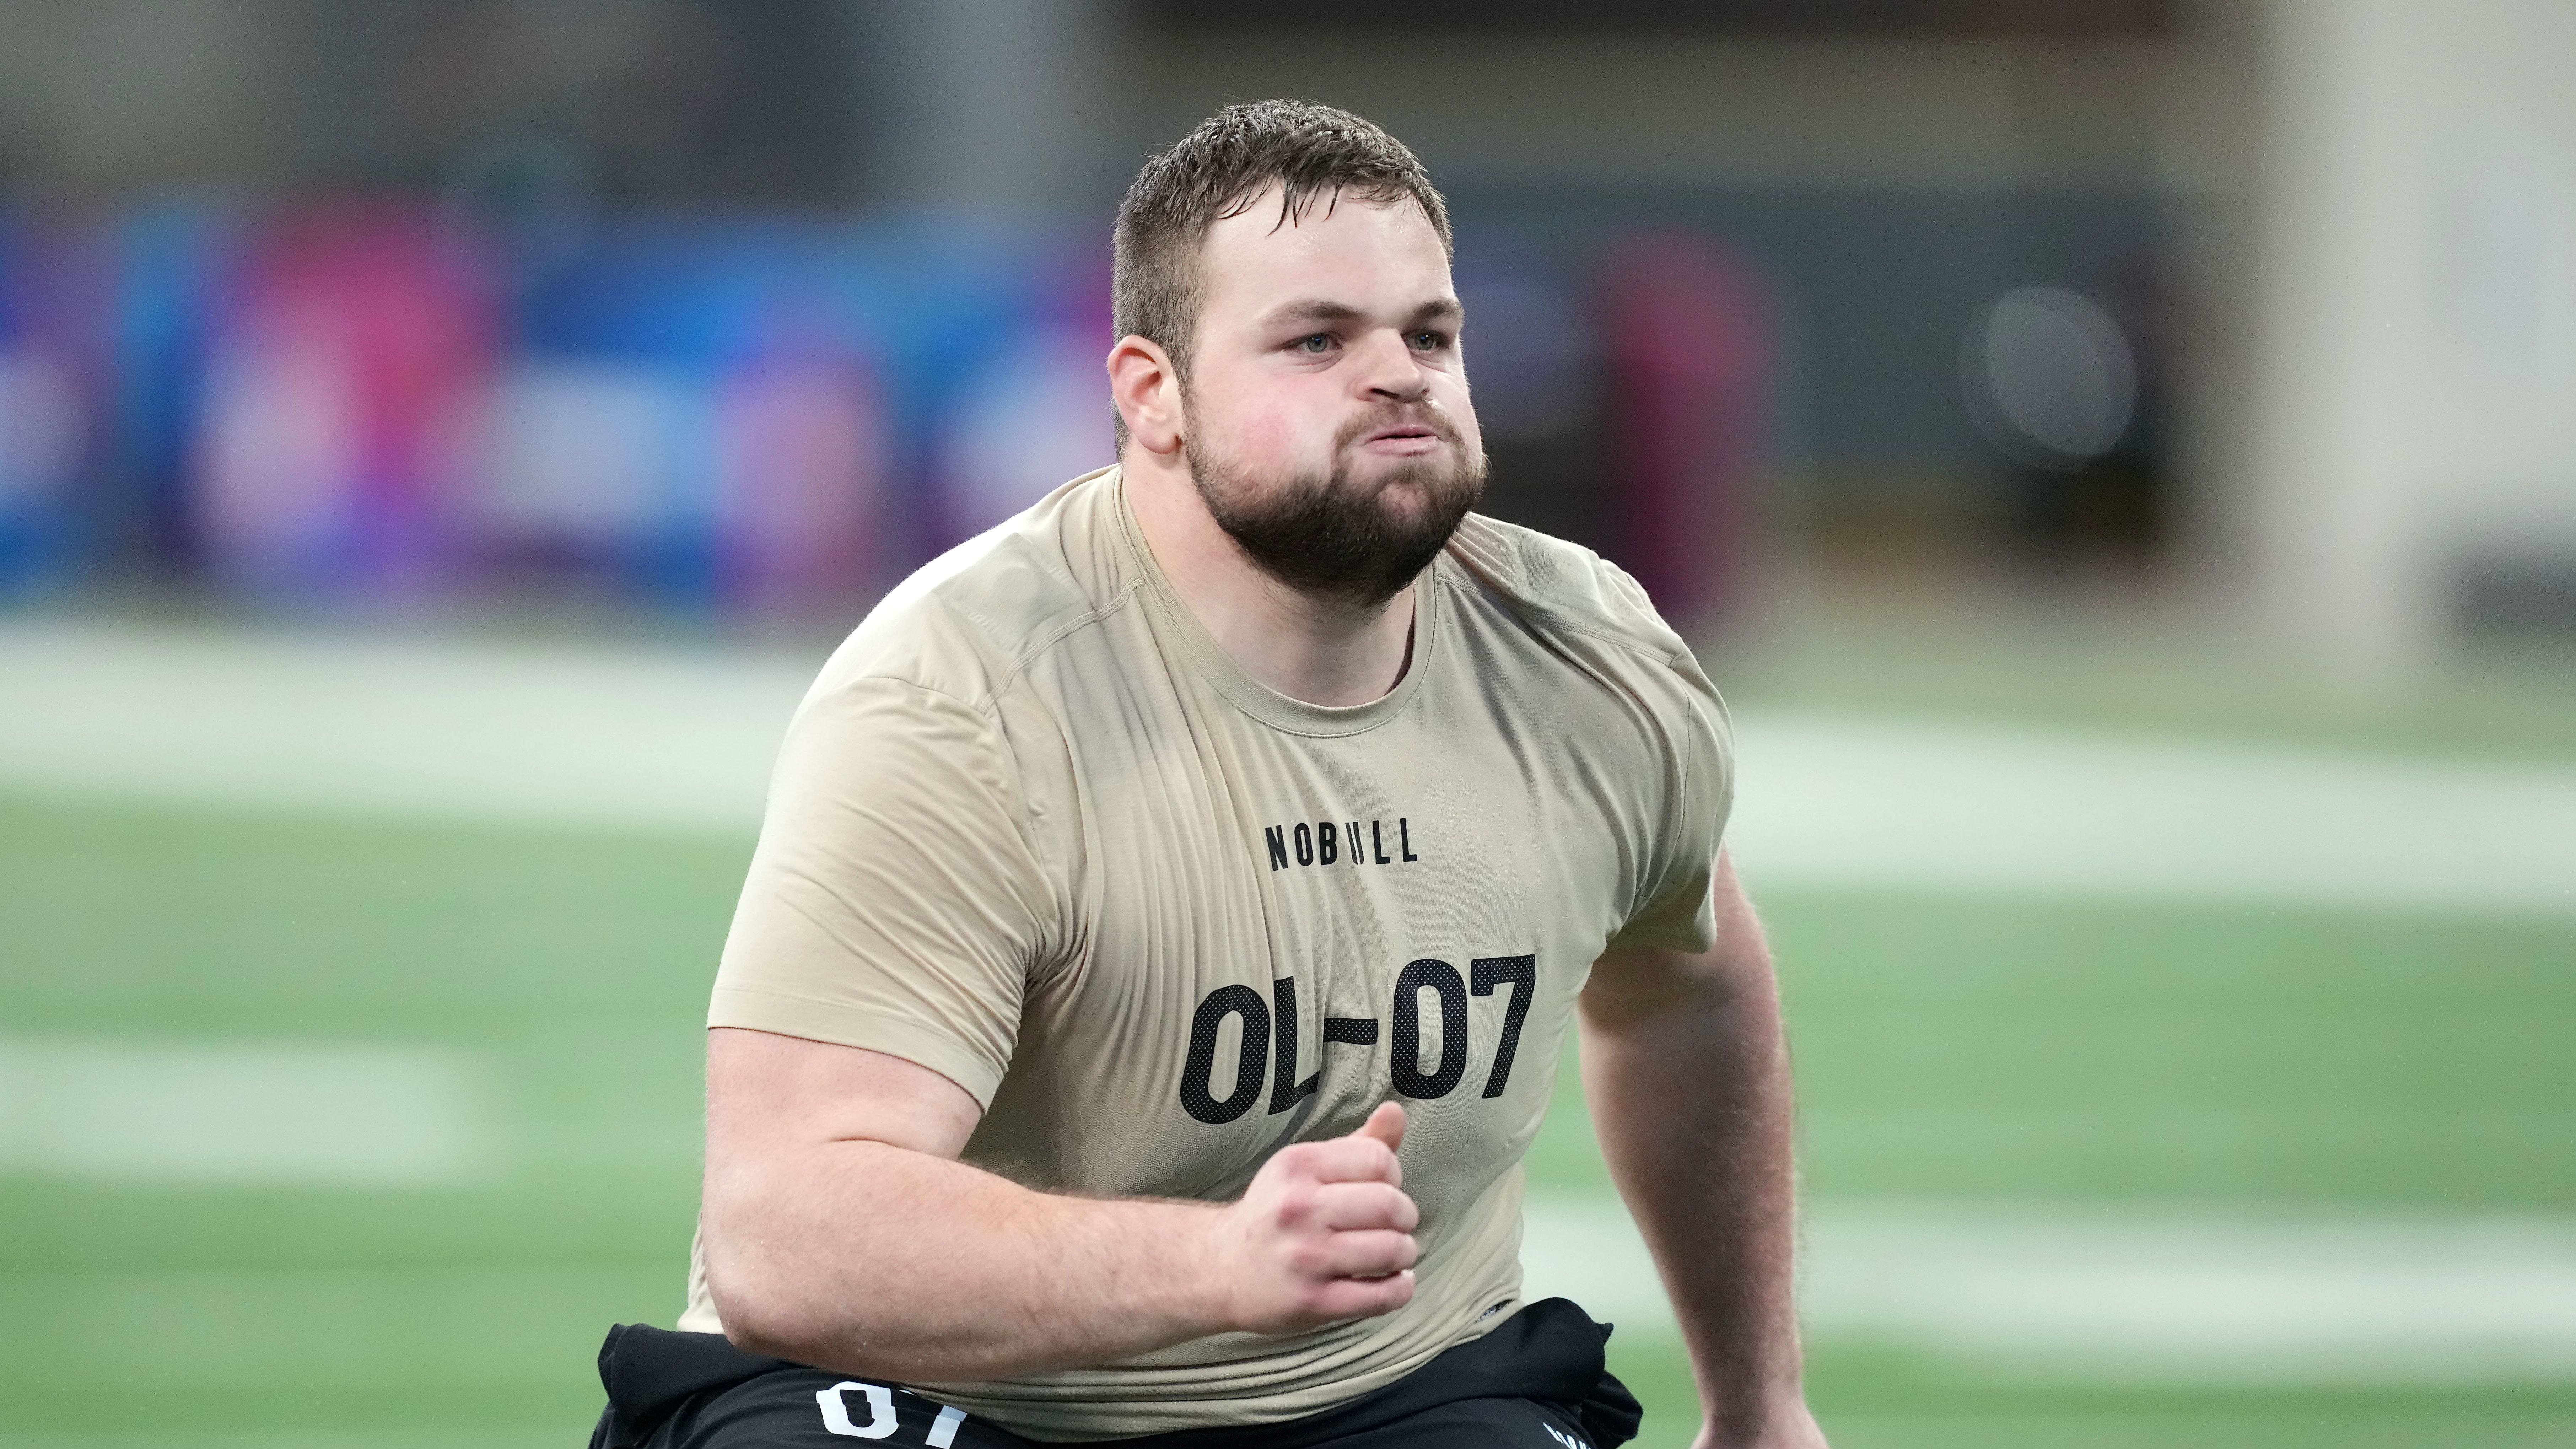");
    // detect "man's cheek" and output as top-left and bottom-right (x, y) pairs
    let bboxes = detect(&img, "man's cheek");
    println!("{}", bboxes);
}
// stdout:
(1435, 381), (1480, 446)
(1233, 402), (1328, 465)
